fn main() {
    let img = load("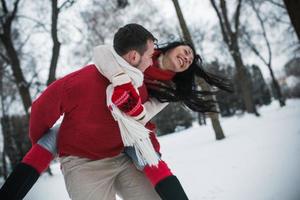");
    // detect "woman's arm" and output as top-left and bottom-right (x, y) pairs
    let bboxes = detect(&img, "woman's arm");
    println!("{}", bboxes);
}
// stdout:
(93, 45), (147, 120)
(140, 98), (168, 125)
